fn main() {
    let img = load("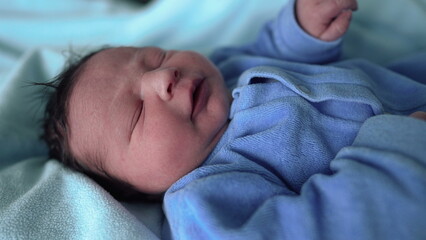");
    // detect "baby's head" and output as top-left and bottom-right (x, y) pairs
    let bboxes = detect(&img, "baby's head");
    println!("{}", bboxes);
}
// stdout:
(43, 46), (231, 200)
